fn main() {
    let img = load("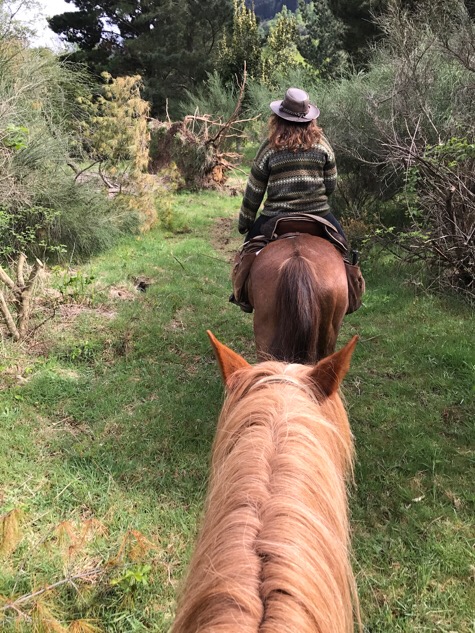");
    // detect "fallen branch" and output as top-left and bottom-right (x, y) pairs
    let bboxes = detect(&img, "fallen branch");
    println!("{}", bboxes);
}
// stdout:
(210, 64), (247, 146)
(26, 304), (59, 340)
(0, 289), (19, 340)
(149, 65), (259, 189)
(17, 258), (44, 338)
(0, 256), (44, 340)
(0, 265), (16, 291)
(1, 568), (104, 614)
(70, 160), (101, 182)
